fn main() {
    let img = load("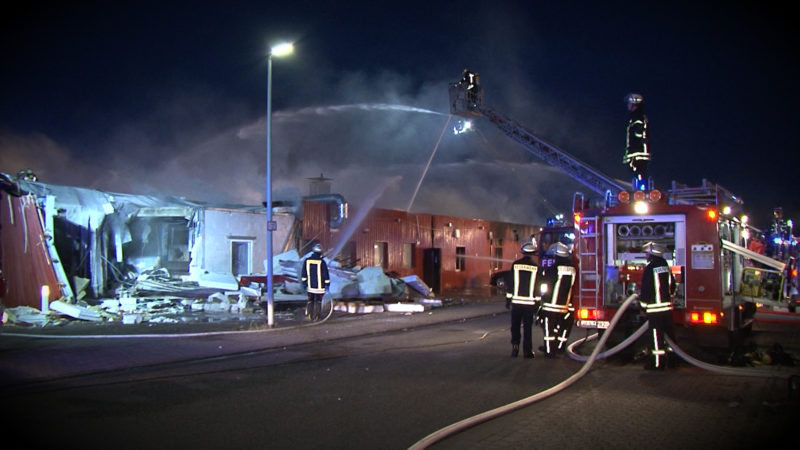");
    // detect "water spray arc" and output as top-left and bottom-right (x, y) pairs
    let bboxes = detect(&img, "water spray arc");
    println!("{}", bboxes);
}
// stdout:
(272, 103), (446, 121)
(407, 114), (452, 212)
(329, 176), (403, 261)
